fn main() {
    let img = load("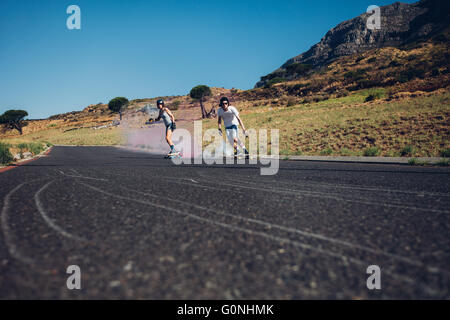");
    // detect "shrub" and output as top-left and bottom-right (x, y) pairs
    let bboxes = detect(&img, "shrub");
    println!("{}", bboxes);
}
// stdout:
(0, 142), (14, 164)
(363, 147), (380, 156)
(344, 68), (367, 81)
(397, 67), (426, 83)
(437, 159), (450, 166)
(367, 57), (377, 63)
(171, 100), (181, 110)
(28, 142), (45, 155)
(285, 63), (312, 75)
(17, 143), (28, 151)
(400, 145), (414, 157)
(365, 89), (384, 102)
(431, 68), (440, 77)
(440, 149), (450, 158)
(265, 77), (286, 87)
(286, 97), (297, 107)
(320, 148), (333, 155)
(388, 60), (401, 67)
